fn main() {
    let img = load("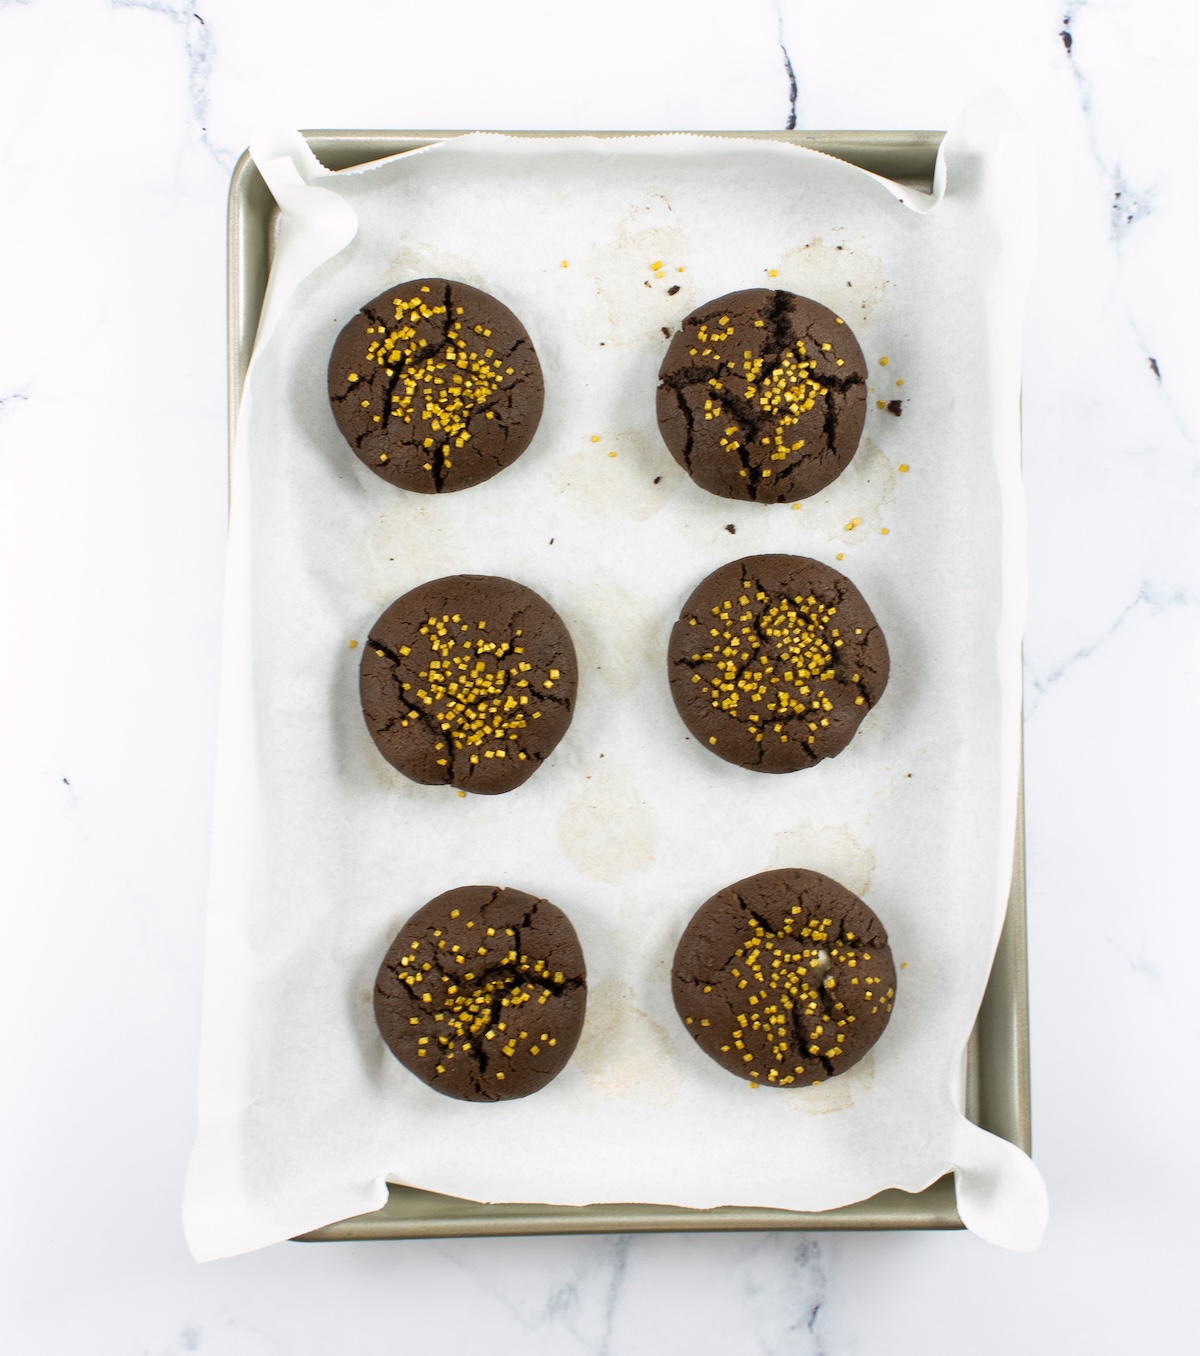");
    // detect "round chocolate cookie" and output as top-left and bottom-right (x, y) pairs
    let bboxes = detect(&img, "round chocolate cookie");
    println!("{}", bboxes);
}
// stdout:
(667, 553), (888, 772)
(375, 886), (588, 1102)
(328, 278), (544, 493)
(672, 868), (897, 1087)
(360, 574), (577, 795)
(656, 289), (866, 502)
